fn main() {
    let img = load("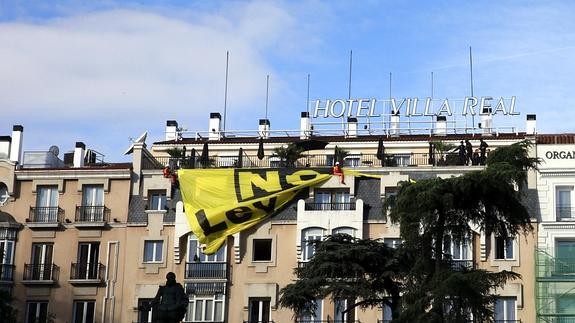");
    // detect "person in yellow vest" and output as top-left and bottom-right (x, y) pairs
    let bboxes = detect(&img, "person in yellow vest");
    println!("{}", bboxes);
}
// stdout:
(332, 162), (345, 184)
